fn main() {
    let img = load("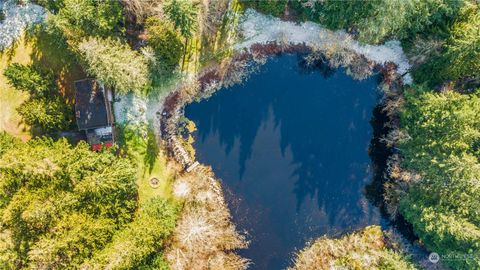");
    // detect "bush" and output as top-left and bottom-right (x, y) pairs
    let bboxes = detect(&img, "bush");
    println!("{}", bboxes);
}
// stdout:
(289, 226), (418, 270)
